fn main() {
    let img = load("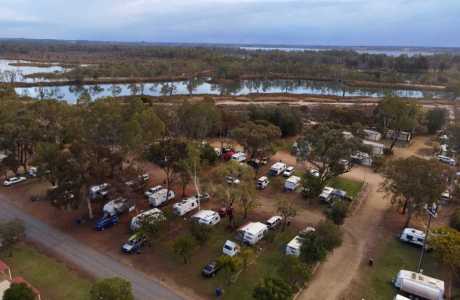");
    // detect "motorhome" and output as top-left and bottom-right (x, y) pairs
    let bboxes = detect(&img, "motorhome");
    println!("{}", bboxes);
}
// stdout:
(231, 152), (247, 162)
(256, 176), (270, 190)
(130, 208), (165, 231)
(223, 240), (240, 257)
(237, 222), (269, 245)
(103, 197), (130, 216)
(191, 210), (221, 226)
(285, 235), (305, 256)
(394, 270), (444, 300)
(173, 196), (199, 216)
(148, 189), (175, 207)
(284, 176), (301, 192)
(400, 228), (426, 247)
(269, 162), (287, 176)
